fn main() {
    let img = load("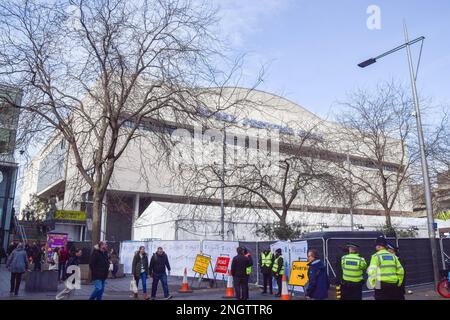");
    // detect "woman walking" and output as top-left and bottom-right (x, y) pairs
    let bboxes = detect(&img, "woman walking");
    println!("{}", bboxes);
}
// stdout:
(49, 247), (60, 272)
(131, 246), (149, 300)
(109, 248), (120, 278)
